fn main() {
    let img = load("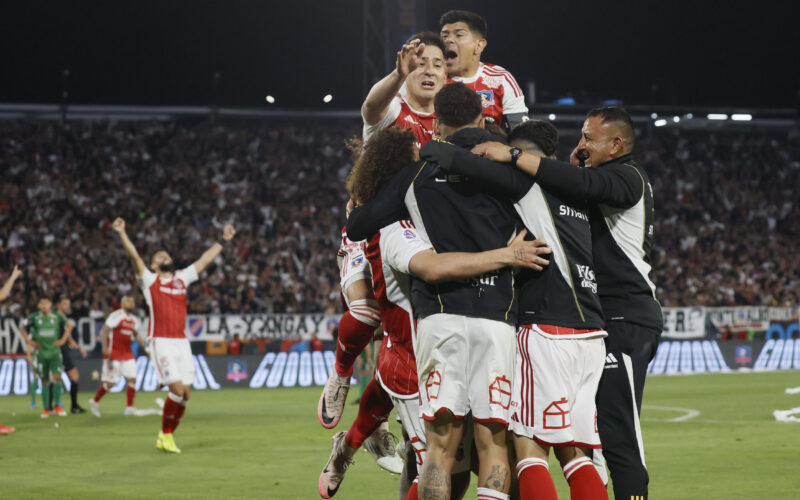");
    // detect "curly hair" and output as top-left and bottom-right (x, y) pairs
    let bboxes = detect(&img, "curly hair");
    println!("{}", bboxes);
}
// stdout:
(345, 127), (416, 205)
